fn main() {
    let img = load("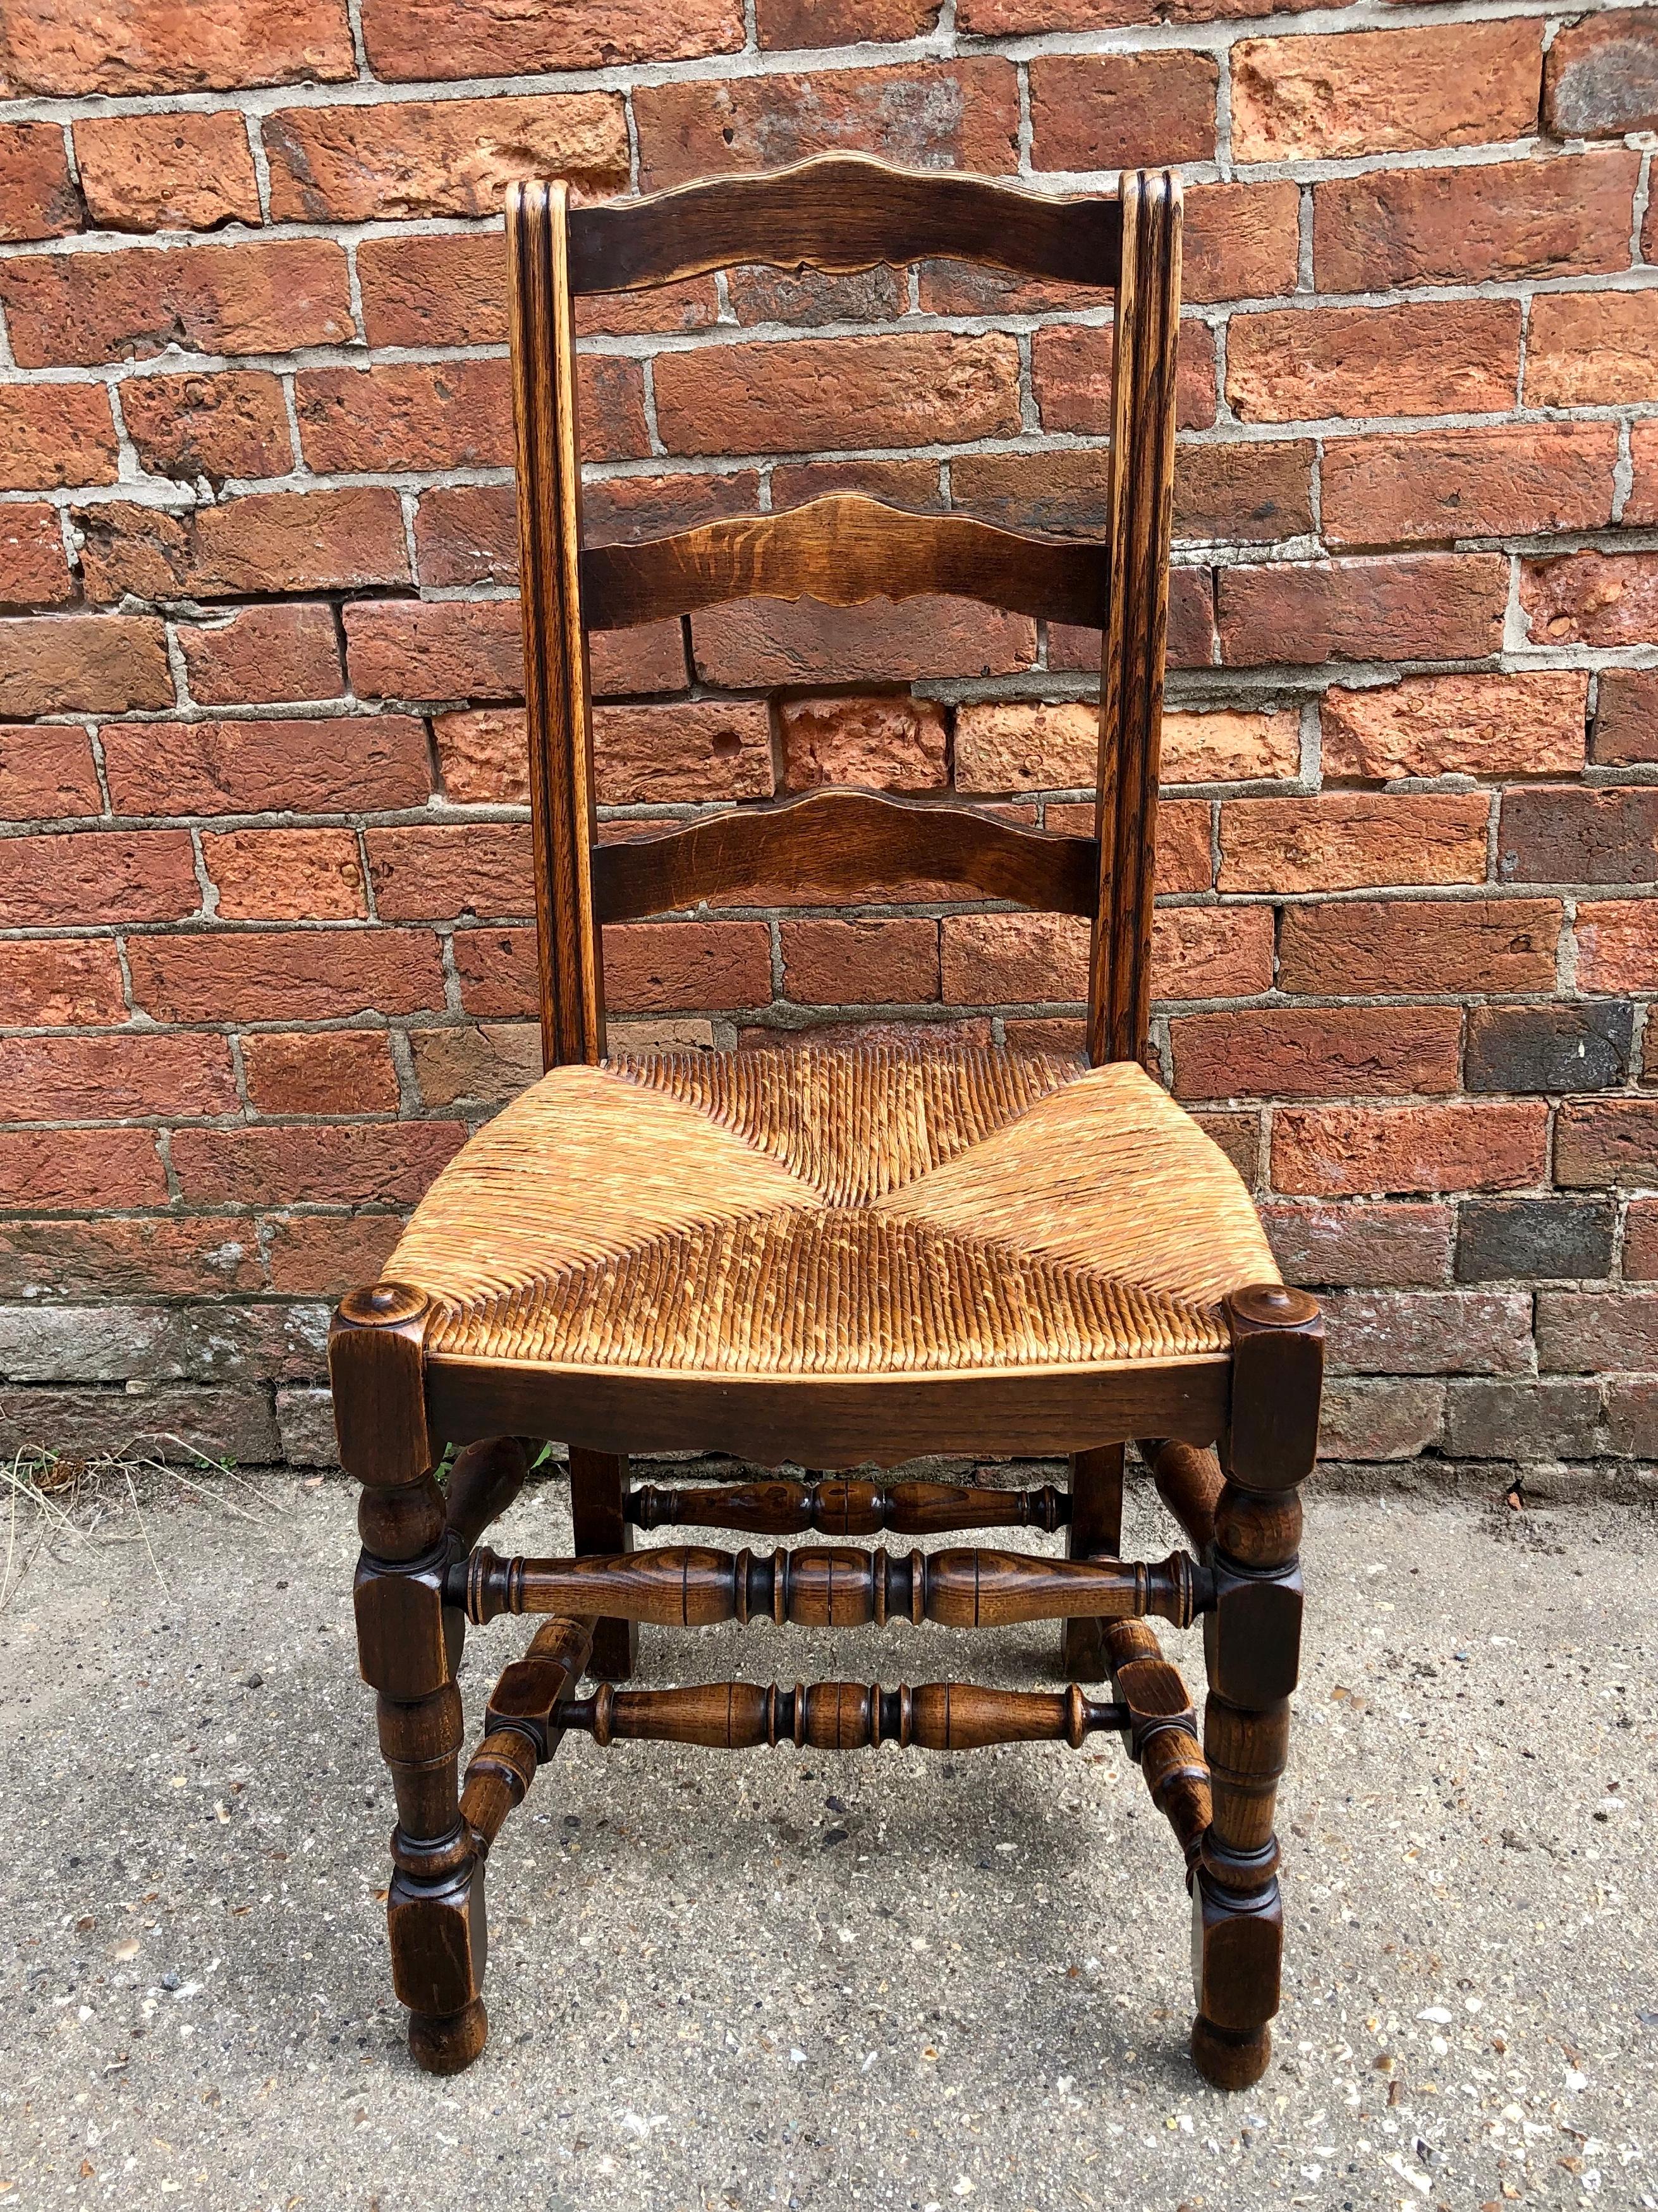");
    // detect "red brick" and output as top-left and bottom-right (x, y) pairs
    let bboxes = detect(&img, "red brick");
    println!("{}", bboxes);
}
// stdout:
(1536, 1292), (1658, 1375)
(1171, 1006), (1461, 1101)
(431, 709), (527, 807)
(634, 63), (1020, 192)
(0, 241), (354, 367)
(78, 488), (410, 604)
(366, 824), (532, 921)
(408, 1022), (540, 1109)
(1321, 673), (1587, 783)
(1314, 152), (1639, 291)
(0, 384), (118, 491)
(126, 928), (448, 1022)
(940, 912), (1087, 1005)
(1221, 792), (1488, 893)
(1592, 670), (1658, 767)
(345, 598), (524, 704)
(1279, 898), (1561, 997)
(1320, 1289), (1532, 1378)
(1319, 1376), (1446, 1461)
(103, 716), (427, 816)
(1555, 1101), (1658, 1190)
(412, 487), (515, 592)
(263, 94), (628, 223)
(782, 918), (941, 1005)
(591, 623), (689, 699)
(0, 613), (171, 716)
(0, 1218), (265, 1300)
(1028, 51), (1218, 169)
(0, 1032), (236, 1121)
(0, 939), (126, 1027)
(693, 597), (1033, 687)
(74, 111), (260, 231)
(1154, 906), (1274, 1001)
(1321, 423), (1616, 547)
(1232, 21), (1541, 160)
(362, 0), (741, 75)
(178, 605), (344, 707)
(1607, 1377), (1658, 1454)
(205, 828), (369, 921)
(1545, 9), (1658, 137)
(0, 1128), (166, 1209)
(1499, 786), (1658, 887)
(726, 264), (906, 327)
(1528, 291), (1658, 409)
(757, 0), (934, 44)
(949, 440), (1312, 546)
(654, 333), (1020, 458)
(779, 695), (948, 793)
(265, 1213), (406, 1297)
(585, 470), (760, 546)
(1226, 301), (1520, 424)
(243, 1029), (399, 1116)
(0, 121), (79, 241)
(1623, 1199), (1658, 1282)
(358, 232), (505, 350)
(0, 830), (198, 927)
(604, 701), (777, 805)
(956, 702), (1296, 792)
(0, 0), (355, 95)
(1624, 425), (1658, 527)
(1572, 901), (1658, 994)
(119, 371), (293, 485)
(1522, 551), (1658, 649)
(1222, 554), (1507, 667)
(957, 0), (1283, 23)
(0, 724), (99, 821)
(1031, 321), (1216, 436)
(1271, 1103), (1548, 1197)
(607, 922), (774, 1014)
(1052, 798), (1208, 894)
(0, 504), (73, 607)
(170, 1120), (465, 1207)
(297, 359), (511, 475)
(1259, 1199), (1454, 1290)
(1049, 567), (1217, 675)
